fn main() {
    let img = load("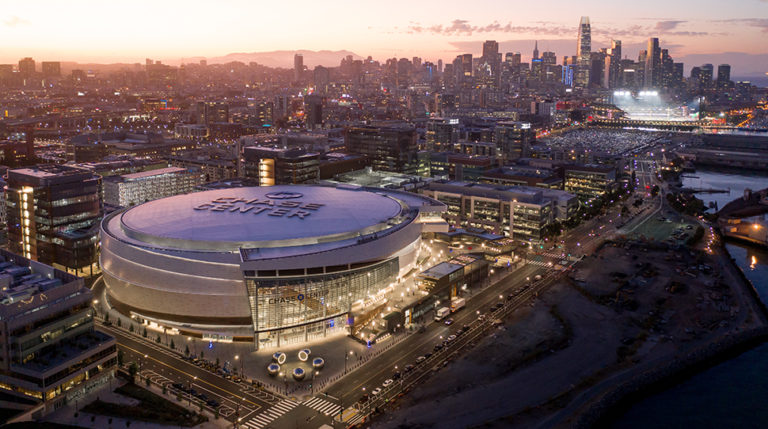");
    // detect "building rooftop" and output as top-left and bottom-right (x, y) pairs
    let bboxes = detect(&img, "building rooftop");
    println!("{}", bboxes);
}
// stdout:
(419, 262), (464, 279)
(115, 166), (189, 181)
